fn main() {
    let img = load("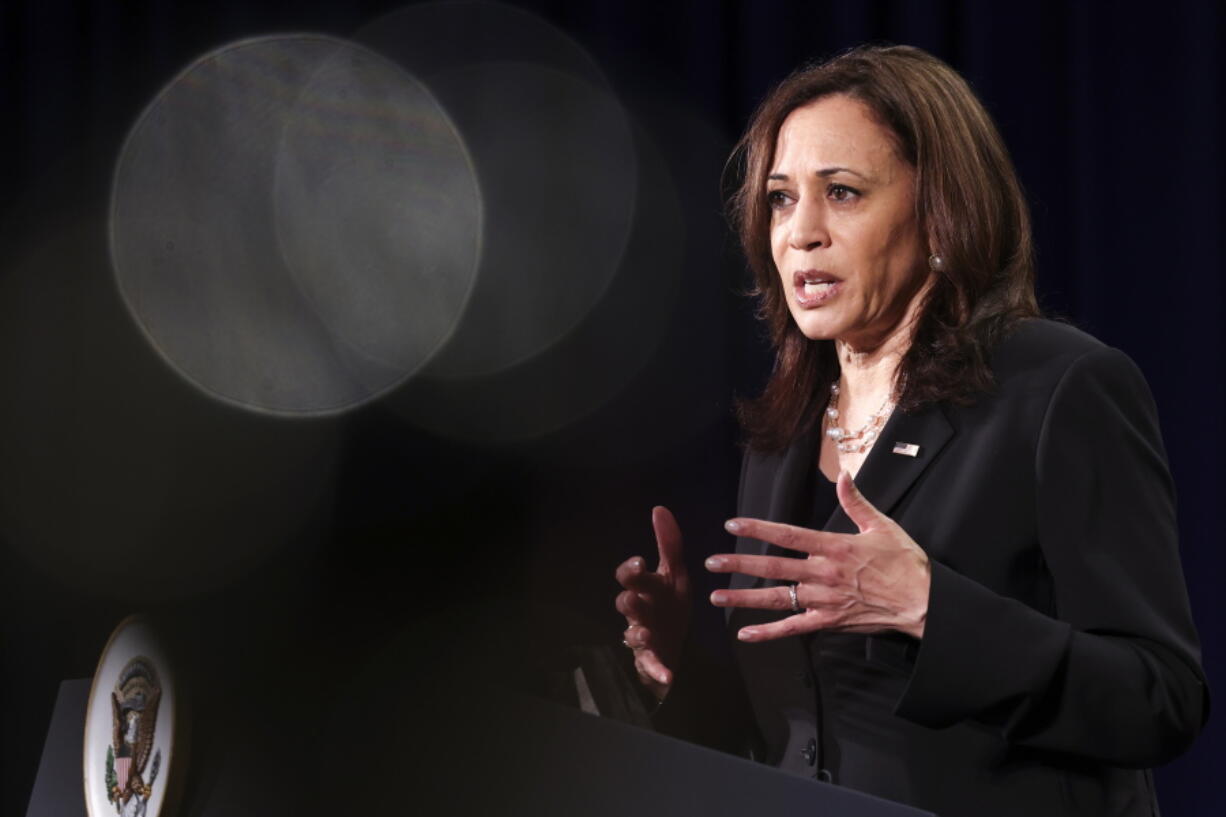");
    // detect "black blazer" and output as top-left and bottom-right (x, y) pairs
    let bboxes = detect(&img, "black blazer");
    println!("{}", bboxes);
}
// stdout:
(665, 320), (1207, 817)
